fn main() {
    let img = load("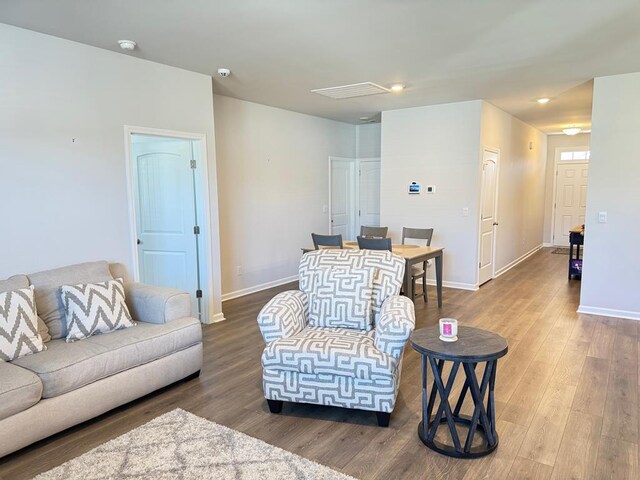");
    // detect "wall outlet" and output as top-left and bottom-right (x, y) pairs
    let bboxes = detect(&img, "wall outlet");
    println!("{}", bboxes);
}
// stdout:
(236, 265), (243, 275)
(598, 211), (607, 223)
(462, 207), (469, 217)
